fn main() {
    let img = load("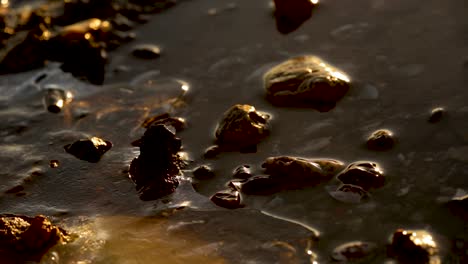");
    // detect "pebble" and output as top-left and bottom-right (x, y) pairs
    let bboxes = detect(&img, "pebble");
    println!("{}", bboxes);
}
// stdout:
(366, 129), (395, 151)
(132, 44), (161, 59)
(64, 137), (112, 163)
